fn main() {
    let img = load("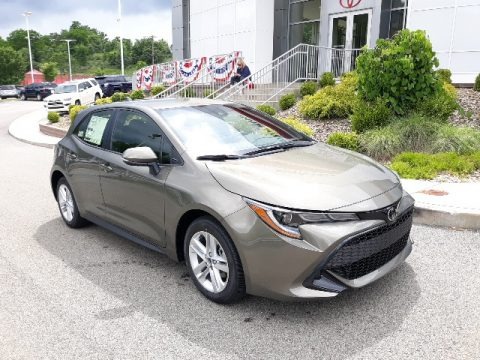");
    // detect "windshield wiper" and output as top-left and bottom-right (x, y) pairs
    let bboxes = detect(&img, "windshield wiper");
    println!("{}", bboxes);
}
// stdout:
(244, 139), (315, 156)
(196, 154), (245, 161)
